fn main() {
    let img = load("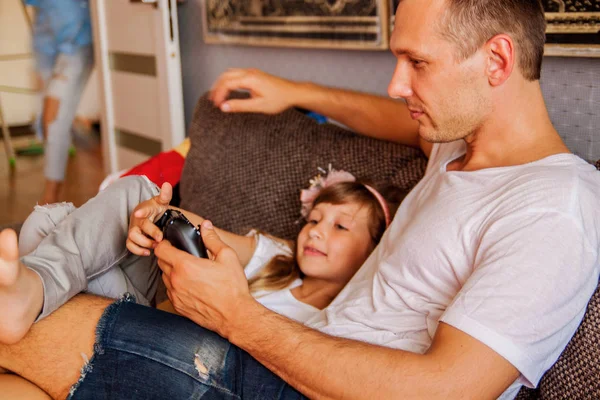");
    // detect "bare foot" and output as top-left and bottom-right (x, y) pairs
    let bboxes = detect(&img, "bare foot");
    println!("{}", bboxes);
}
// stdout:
(0, 230), (44, 344)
